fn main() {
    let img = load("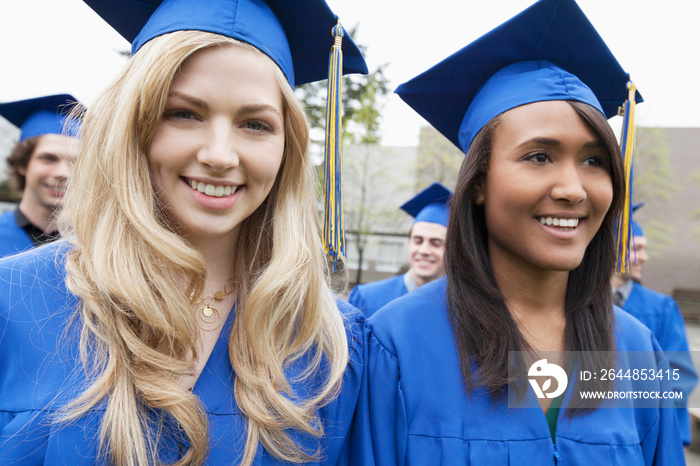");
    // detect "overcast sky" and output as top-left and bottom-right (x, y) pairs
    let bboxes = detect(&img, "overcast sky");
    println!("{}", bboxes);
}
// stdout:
(1, 0), (698, 146)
